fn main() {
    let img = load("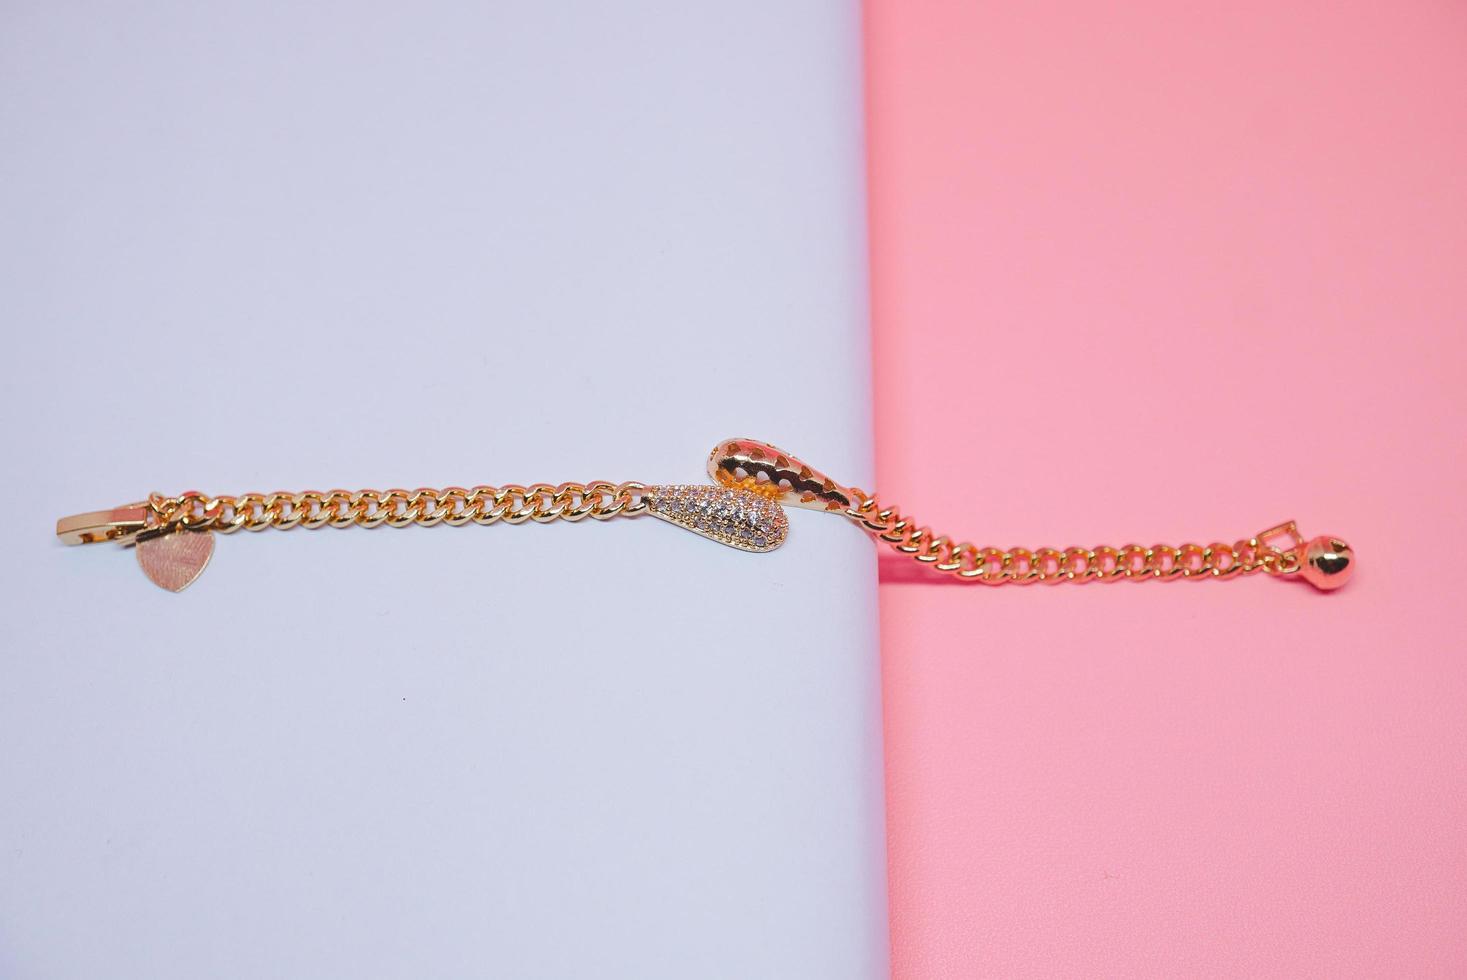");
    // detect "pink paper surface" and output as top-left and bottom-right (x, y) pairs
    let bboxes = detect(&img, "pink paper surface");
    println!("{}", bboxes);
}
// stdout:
(865, 2), (1467, 976)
